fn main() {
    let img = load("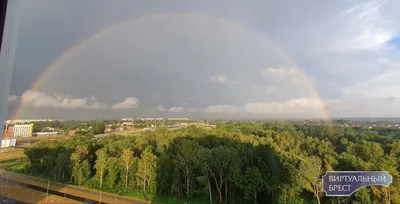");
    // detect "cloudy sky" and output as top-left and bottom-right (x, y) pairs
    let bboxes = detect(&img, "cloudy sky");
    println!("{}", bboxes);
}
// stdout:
(4, 0), (400, 120)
